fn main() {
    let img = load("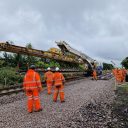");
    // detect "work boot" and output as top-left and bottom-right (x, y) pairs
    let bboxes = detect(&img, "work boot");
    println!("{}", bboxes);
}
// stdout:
(34, 108), (42, 112)
(28, 111), (33, 113)
(61, 100), (65, 103)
